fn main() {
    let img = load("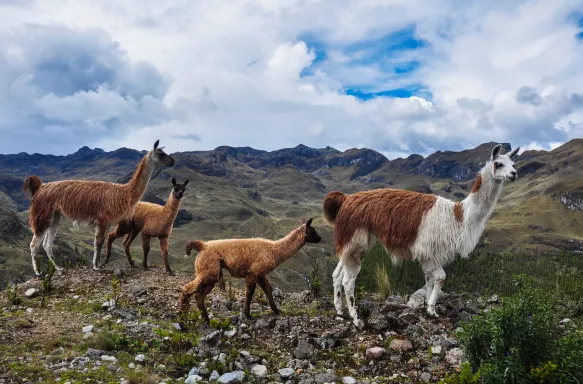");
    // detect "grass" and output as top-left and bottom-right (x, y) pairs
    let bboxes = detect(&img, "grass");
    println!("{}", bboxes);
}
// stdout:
(359, 243), (583, 301)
